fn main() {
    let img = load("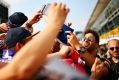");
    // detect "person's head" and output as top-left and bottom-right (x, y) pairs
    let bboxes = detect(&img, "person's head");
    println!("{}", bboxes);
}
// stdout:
(98, 45), (107, 55)
(107, 39), (119, 59)
(82, 29), (99, 50)
(7, 12), (28, 28)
